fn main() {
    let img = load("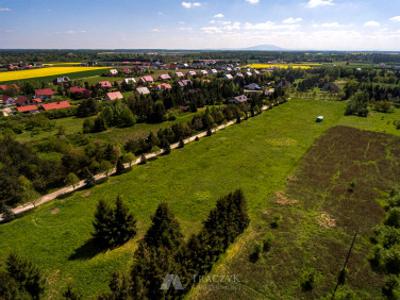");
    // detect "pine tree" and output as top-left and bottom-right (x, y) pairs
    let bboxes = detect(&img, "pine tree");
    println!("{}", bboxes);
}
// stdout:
(98, 272), (129, 300)
(92, 200), (113, 246)
(6, 253), (44, 300)
(84, 167), (96, 187)
(63, 285), (82, 300)
(115, 157), (125, 175)
(178, 138), (185, 149)
(92, 197), (137, 248)
(131, 203), (185, 299)
(112, 196), (137, 246)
